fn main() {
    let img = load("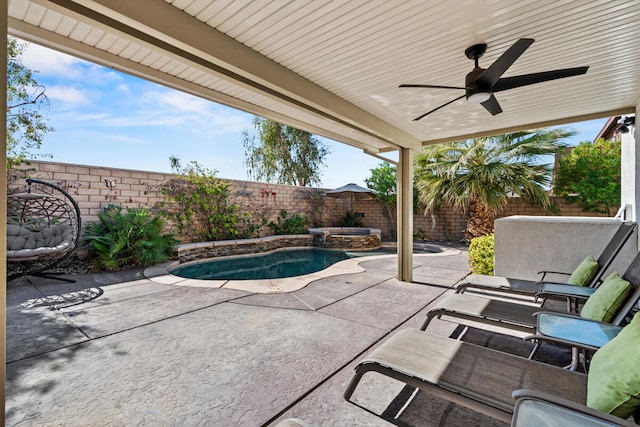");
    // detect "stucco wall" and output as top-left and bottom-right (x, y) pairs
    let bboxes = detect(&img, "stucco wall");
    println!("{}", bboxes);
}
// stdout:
(494, 216), (637, 281)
